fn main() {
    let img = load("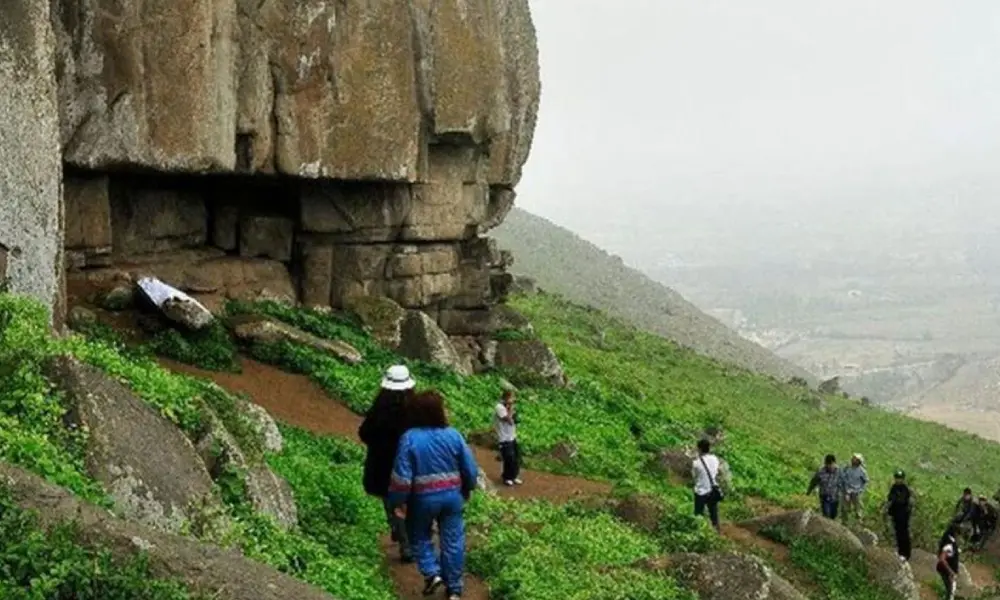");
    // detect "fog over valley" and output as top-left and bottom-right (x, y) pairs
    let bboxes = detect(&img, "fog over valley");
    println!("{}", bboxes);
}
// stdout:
(510, 0), (1000, 439)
